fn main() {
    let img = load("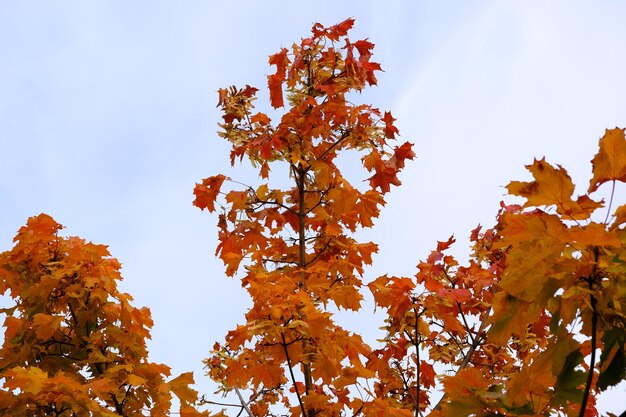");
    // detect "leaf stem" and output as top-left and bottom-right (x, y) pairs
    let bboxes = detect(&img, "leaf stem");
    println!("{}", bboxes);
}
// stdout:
(603, 180), (616, 224)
